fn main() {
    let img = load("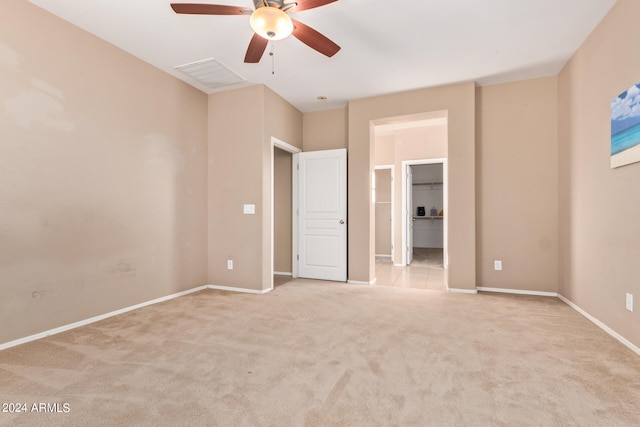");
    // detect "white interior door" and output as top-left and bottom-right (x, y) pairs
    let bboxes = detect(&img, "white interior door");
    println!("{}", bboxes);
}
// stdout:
(406, 165), (414, 265)
(295, 149), (347, 281)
